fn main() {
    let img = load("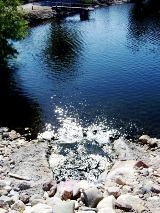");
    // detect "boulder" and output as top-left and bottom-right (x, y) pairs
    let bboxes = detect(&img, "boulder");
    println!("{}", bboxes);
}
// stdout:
(83, 186), (103, 208)
(46, 197), (63, 206)
(106, 160), (136, 183)
(97, 195), (116, 209)
(116, 193), (142, 211)
(11, 200), (26, 213)
(114, 138), (133, 160)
